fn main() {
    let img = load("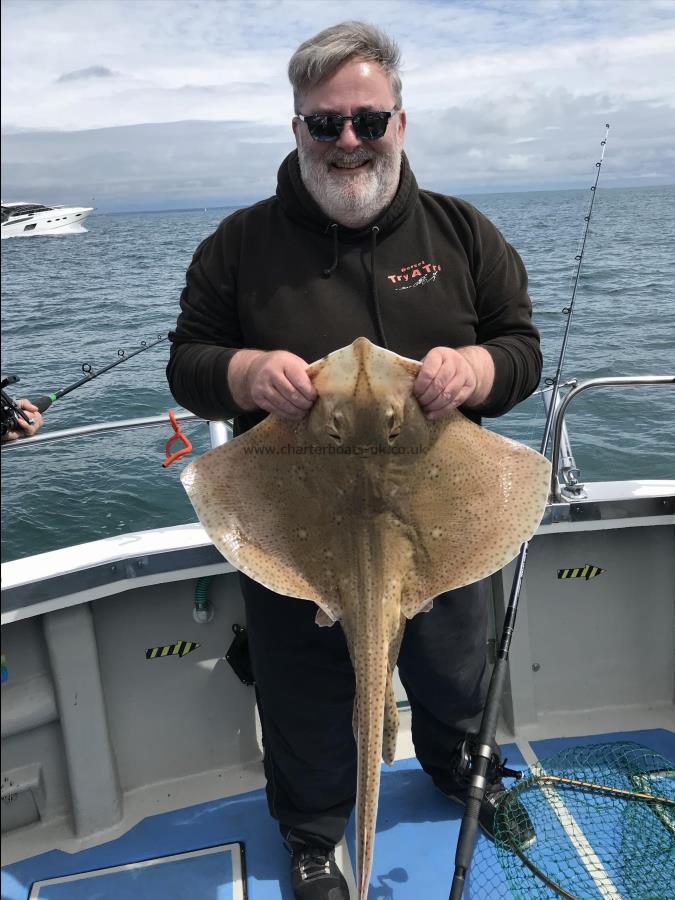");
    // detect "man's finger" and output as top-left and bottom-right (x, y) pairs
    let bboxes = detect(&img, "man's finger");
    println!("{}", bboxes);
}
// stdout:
(413, 356), (444, 399)
(415, 358), (459, 406)
(422, 389), (456, 412)
(423, 375), (475, 415)
(415, 379), (444, 407)
(274, 373), (315, 410)
(282, 358), (316, 403)
(284, 367), (316, 403)
(260, 382), (312, 419)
